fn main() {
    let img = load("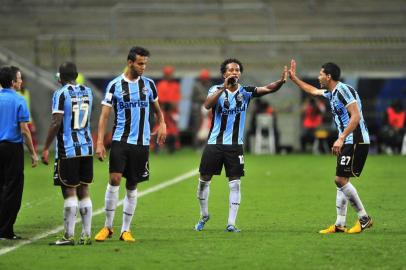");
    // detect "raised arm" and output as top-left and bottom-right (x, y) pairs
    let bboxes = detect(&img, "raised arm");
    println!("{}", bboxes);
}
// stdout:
(41, 113), (63, 165)
(20, 122), (38, 167)
(255, 66), (288, 96)
(289, 59), (325, 96)
(151, 100), (167, 145)
(204, 86), (225, 109)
